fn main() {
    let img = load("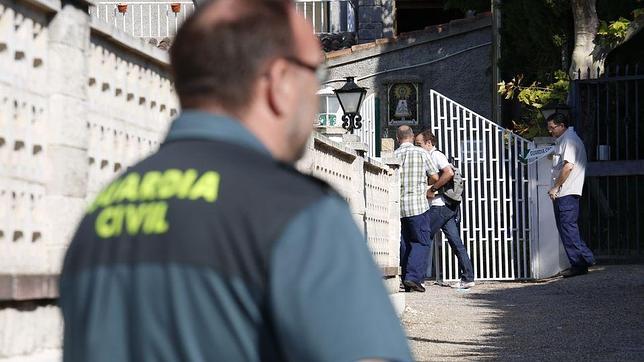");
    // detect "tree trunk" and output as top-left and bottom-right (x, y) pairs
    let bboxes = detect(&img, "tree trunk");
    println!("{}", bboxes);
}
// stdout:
(569, 0), (601, 79)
